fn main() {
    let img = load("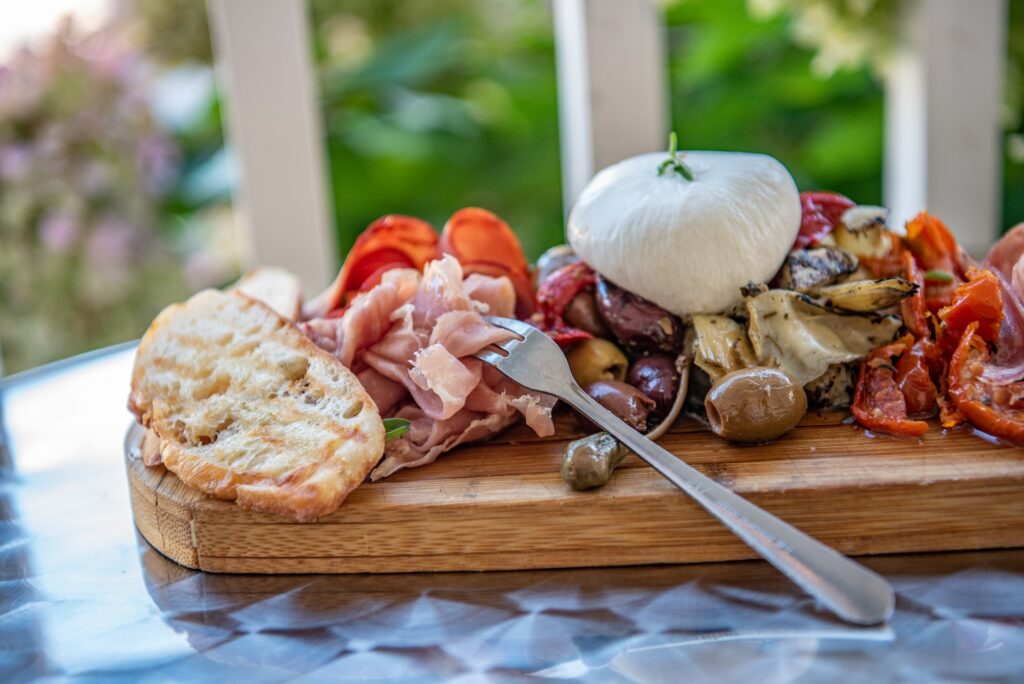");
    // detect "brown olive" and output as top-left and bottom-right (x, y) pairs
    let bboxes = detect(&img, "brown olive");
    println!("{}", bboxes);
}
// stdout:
(535, 244), (579, 286)
(585, 380), (656, 432)
(594, 276), (684, 354)
(561, 432), (630, 490)
(627, 354), (679, 418)
(567, 338), (628, 387)
(563, 290), (610, 336)
(704, 367), (807, 443)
